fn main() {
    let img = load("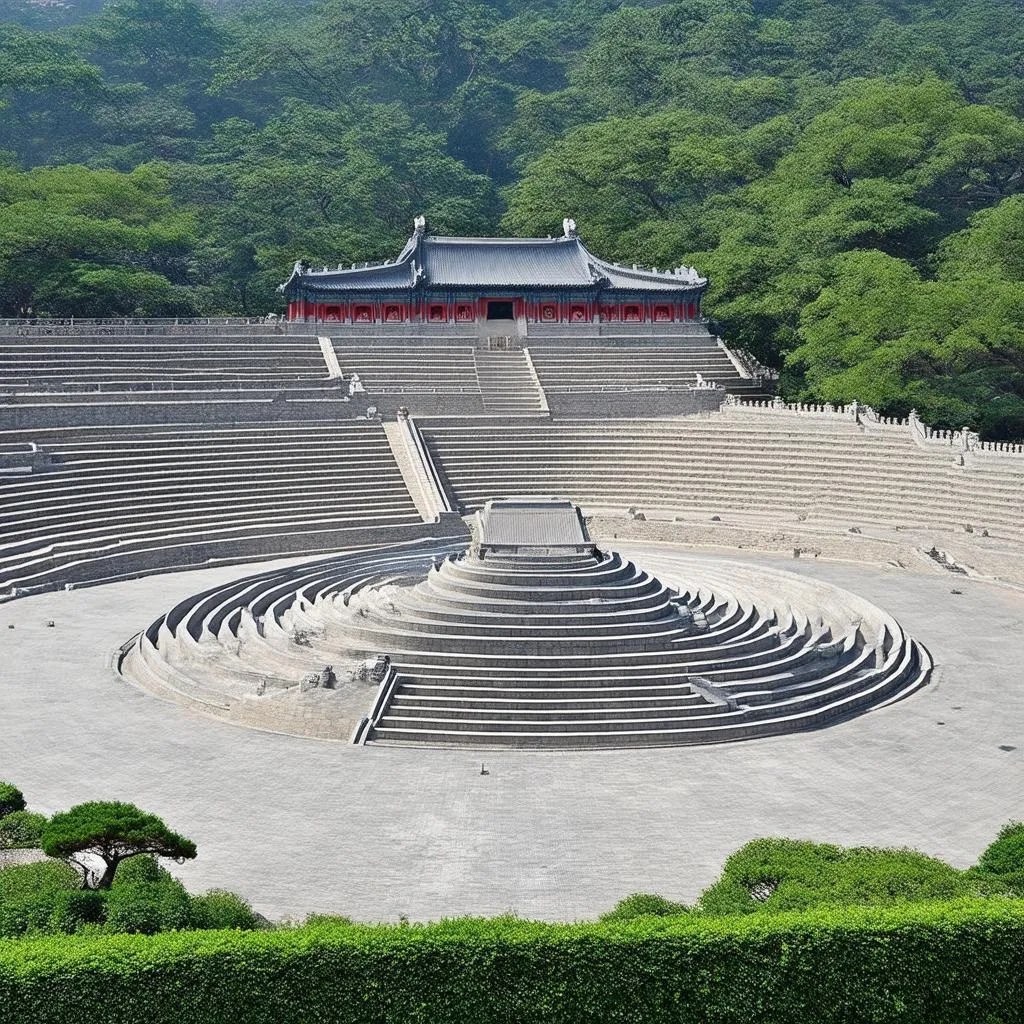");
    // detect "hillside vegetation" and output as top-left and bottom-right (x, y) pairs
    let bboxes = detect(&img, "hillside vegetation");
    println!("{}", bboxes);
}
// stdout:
(0, 0), (1022, 437)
